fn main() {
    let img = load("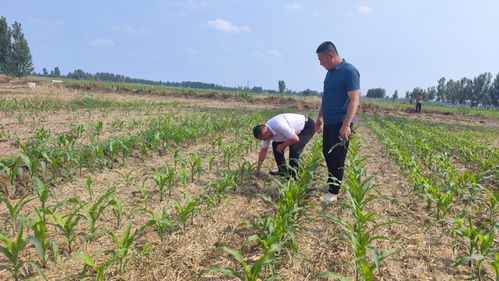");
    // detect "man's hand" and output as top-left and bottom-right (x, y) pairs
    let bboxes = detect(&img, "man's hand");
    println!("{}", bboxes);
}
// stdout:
(339, 125), (352, 141)
(315, 118), (323, 134)
(276, 143), (286, 153)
